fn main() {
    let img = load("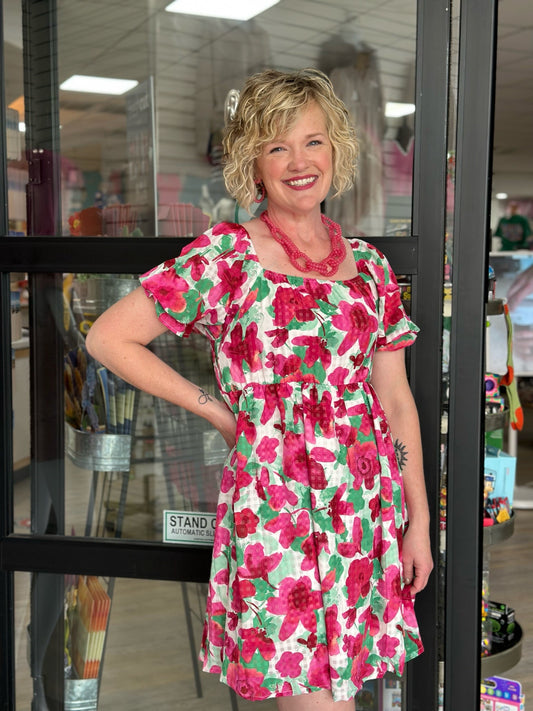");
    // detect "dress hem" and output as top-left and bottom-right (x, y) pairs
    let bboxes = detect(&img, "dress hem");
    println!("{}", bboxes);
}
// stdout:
(199, 647), (423, 702)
